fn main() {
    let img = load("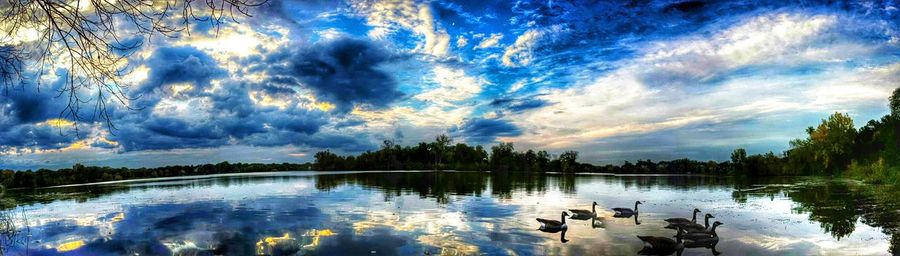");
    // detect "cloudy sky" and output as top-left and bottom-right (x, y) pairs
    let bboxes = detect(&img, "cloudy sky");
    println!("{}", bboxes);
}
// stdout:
(1, 0), (899, 170)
